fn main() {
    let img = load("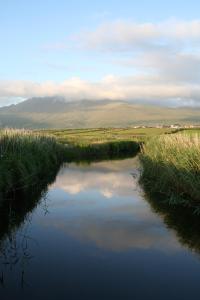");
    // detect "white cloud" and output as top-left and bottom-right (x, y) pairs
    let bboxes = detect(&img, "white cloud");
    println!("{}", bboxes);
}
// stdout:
(73, 19), (200, 52)
(1, 75), (200, 107)
(2, 19), (200, 107)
